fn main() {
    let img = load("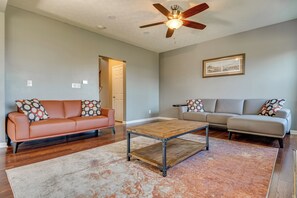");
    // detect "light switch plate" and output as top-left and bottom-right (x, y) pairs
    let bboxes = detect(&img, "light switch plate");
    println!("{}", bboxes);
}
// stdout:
(82, 80), (88, 84)
(72, 83), (81, 88)
(27, 80), (33, 87)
